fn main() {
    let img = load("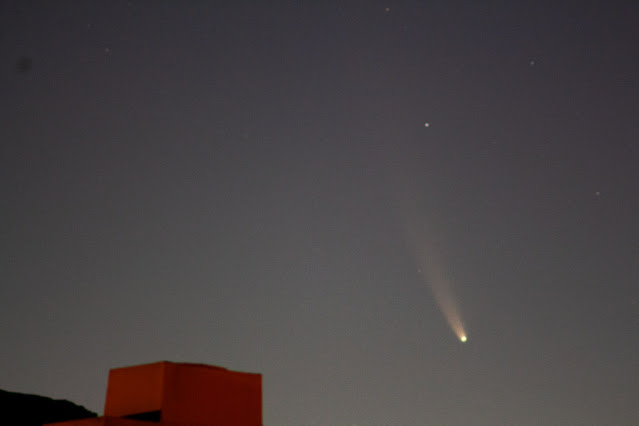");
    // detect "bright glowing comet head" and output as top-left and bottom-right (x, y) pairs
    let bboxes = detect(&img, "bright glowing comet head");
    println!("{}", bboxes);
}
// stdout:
(398, 197), (468, 344)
